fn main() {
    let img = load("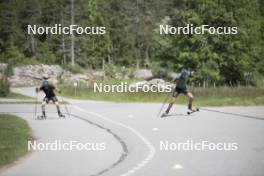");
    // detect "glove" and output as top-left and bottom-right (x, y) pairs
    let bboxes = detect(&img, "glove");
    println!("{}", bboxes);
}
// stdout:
(58, 90), (62, 94)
